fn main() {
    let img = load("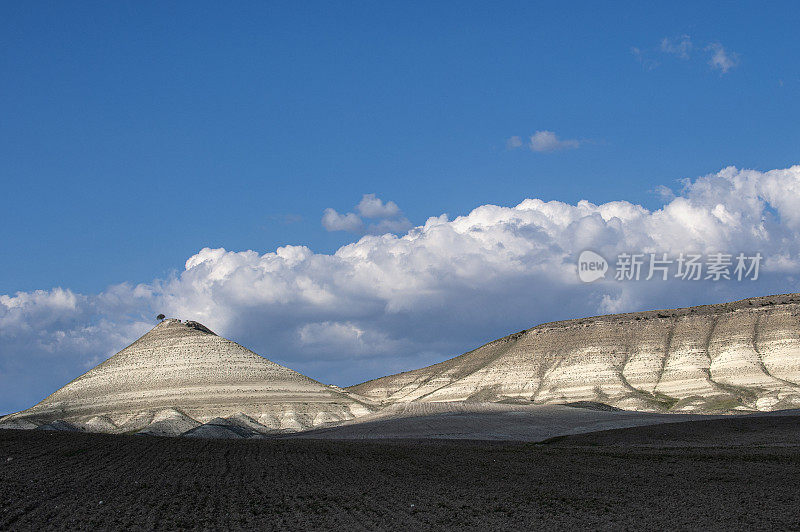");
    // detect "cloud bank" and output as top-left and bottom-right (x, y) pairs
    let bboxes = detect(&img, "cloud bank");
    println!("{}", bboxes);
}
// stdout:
(3, 165), (800, 414)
